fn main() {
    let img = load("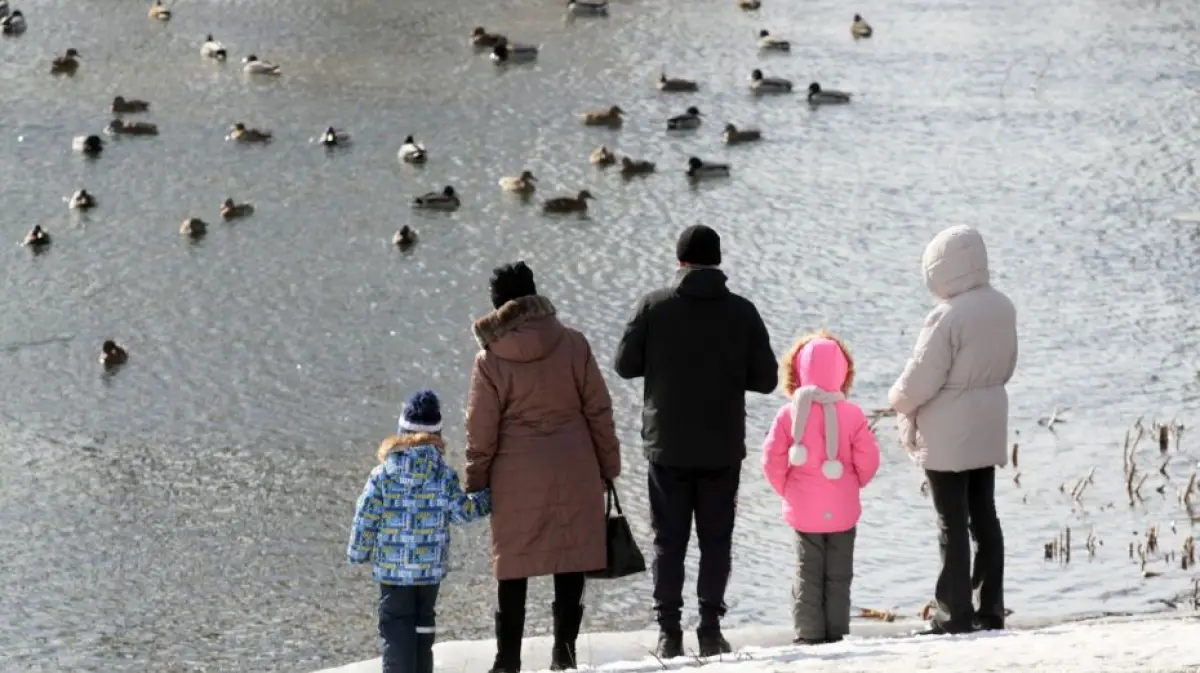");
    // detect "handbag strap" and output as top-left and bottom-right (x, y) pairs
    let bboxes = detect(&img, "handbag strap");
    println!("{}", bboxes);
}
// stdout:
(605, 479), (623, 517)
